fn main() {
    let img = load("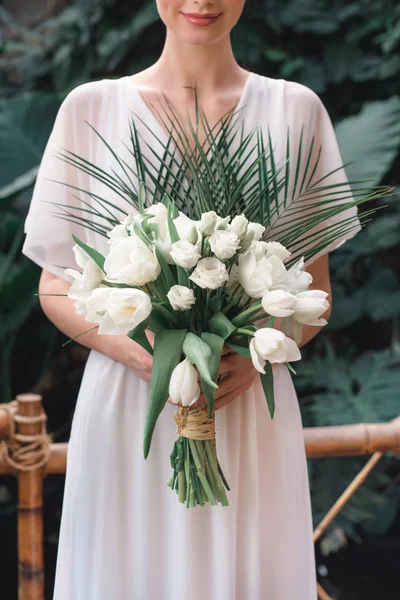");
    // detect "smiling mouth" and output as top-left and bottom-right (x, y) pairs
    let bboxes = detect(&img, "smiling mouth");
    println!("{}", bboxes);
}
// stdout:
(180, 12), (222, 26)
